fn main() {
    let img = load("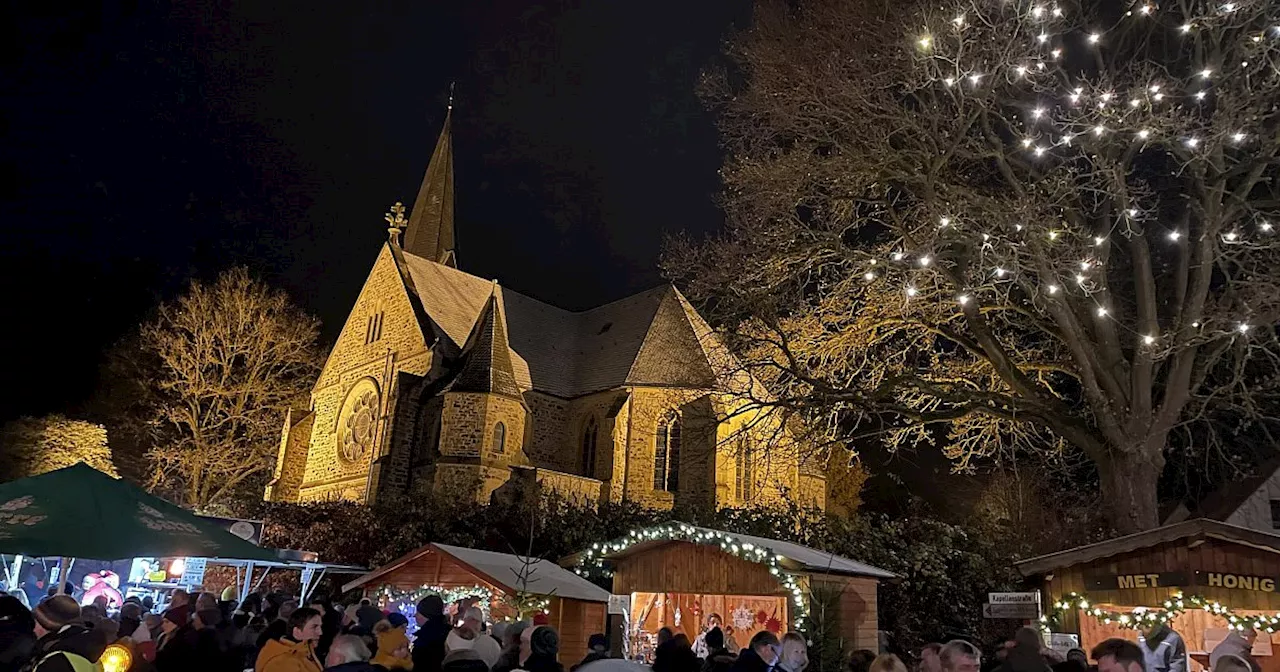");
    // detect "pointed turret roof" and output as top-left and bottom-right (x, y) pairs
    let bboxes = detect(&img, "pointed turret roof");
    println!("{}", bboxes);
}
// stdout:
(404, 109), (456, 266)
(448, 288), (522, 398)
